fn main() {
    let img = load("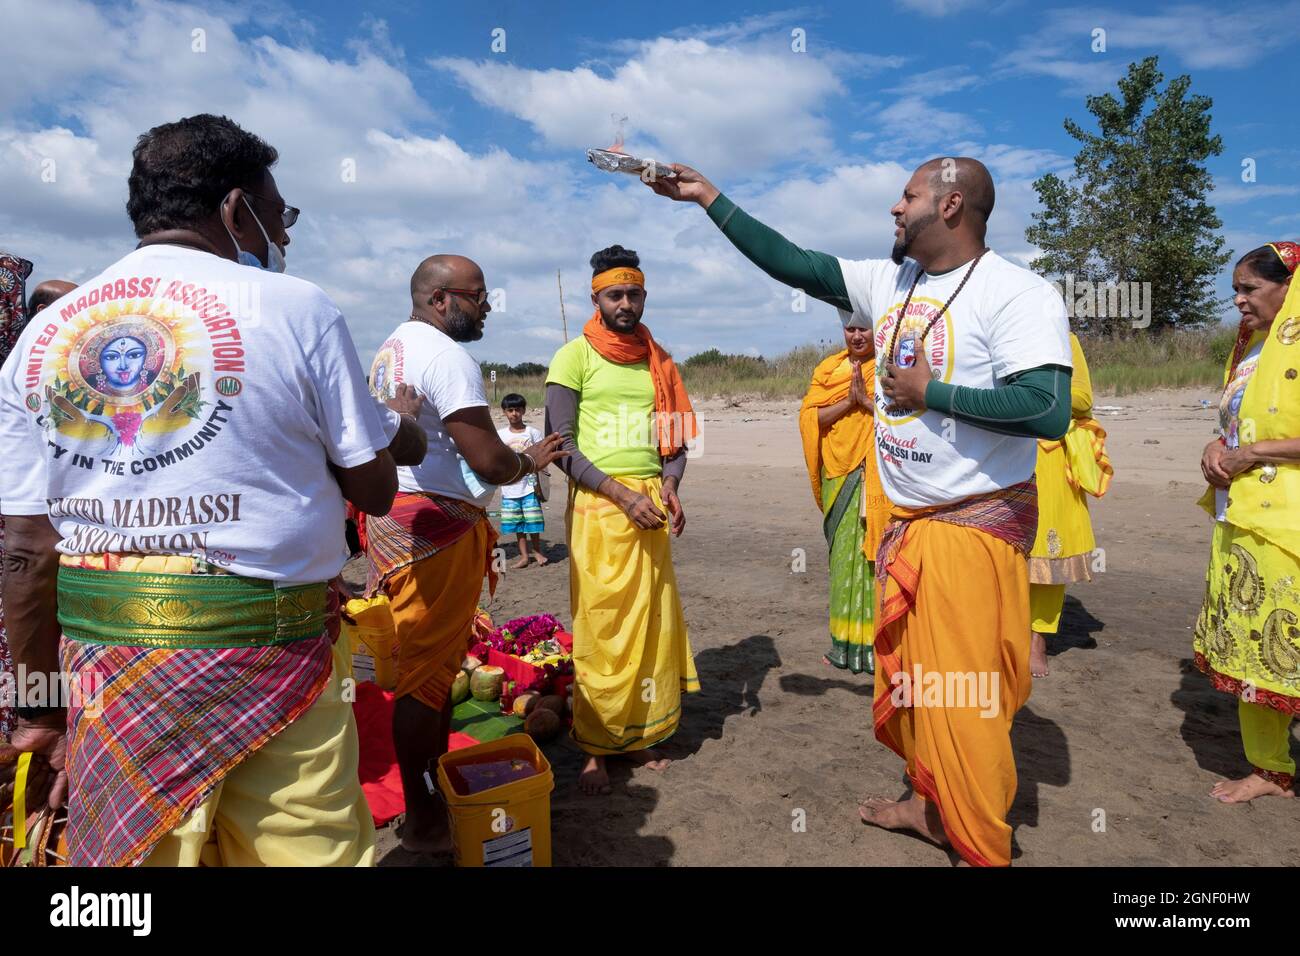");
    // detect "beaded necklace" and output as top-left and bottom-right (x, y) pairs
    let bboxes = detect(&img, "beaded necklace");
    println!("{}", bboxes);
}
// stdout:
(885, 249), (987, 368)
